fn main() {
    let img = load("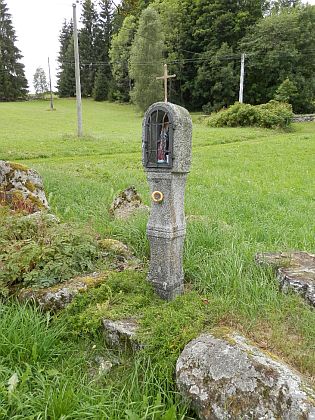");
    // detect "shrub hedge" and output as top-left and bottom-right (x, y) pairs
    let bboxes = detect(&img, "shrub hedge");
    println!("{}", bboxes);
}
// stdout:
(205, 101), (293, 129)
